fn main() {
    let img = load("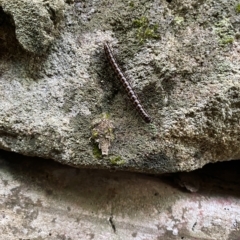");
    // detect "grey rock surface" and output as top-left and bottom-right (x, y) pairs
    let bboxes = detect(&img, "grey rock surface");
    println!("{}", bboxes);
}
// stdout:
(0, 0), (64, 54)
(0, 0), (239, 173)
(0, 150), (240, 240)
